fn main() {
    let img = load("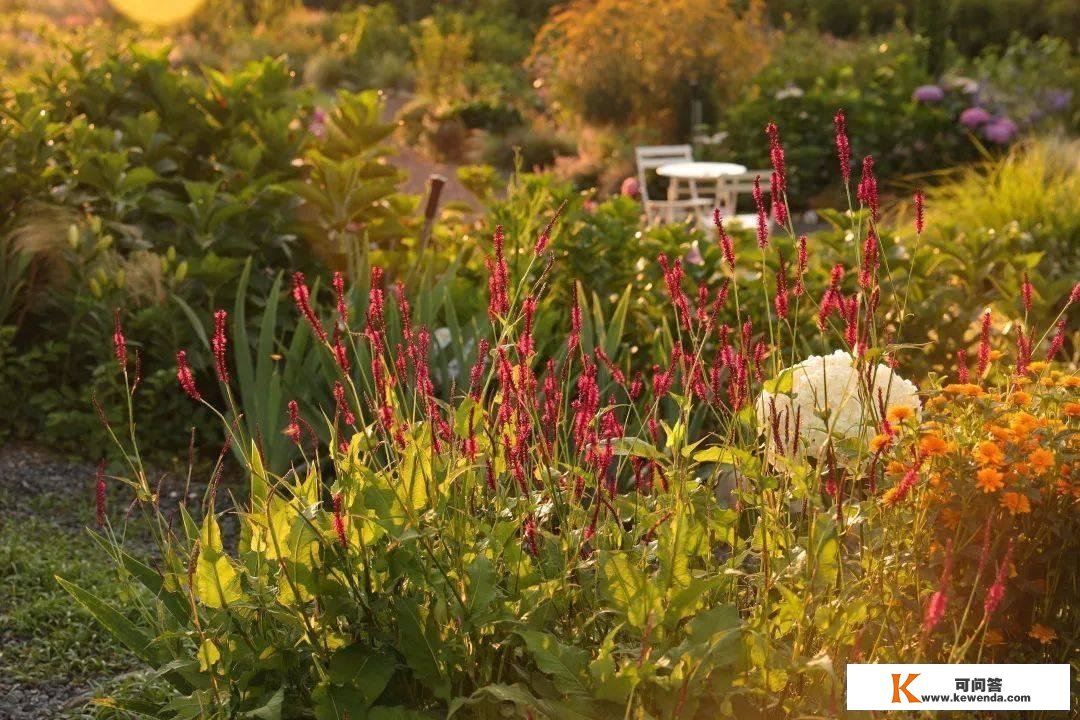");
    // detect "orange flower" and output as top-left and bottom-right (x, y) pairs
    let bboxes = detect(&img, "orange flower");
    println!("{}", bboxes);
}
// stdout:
(972, 441), (1005, 467)
(886, 460), (906, 476)
(1000, 491), (1031, 515)
(887, 406), (915, 424)
(1061, 375), (1080, 389)
(1009, 412), (1044, 438)
(1009, 390), (1032, 406)
(918, 434), (949, 456)
(976, 467), (1005, 493)
(1028, 624), (1057, 644)
(1026, 361), (1048, 374)
(869, 433), (892, 452)
(984, 629), (1004, 647)
(940, 507), (961, 529)
(1064, 402), (1080, 417)
(1030, 448), (1055, 474)
(944, 383), (986, 398)
(986, 424), (1013, 443)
